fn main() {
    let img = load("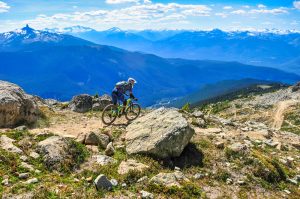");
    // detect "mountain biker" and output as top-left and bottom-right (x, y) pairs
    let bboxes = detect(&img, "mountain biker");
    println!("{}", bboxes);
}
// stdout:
(111, 77), (137, 113)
